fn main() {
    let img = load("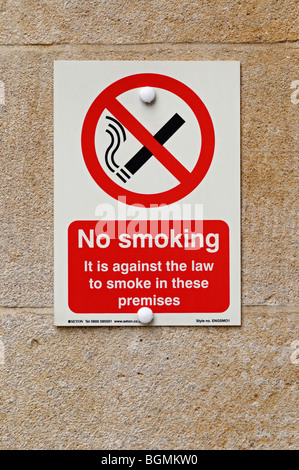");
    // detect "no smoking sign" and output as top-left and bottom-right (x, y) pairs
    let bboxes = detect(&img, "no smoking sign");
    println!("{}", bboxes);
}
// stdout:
(54, 61), (240, 326)
(82, 73), (215, 206)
